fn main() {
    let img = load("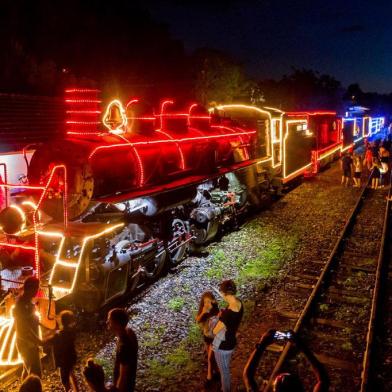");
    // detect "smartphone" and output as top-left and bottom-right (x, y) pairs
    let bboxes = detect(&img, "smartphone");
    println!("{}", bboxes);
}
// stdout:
(274, 331), (293, 340)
